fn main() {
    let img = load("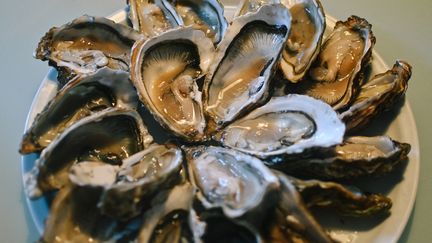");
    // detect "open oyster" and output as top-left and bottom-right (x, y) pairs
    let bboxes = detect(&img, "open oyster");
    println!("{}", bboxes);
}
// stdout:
(167, 0), (227, 44)
(127, 0), (183, 37)
(272, 136), (411, 180)
(340, 60), (412, 131)
(300, 16), (376, 110)
(184, 146), (279, 218)
(216, 94), (345, 160)
(19, 68), (138, 154)
(287, 176), (392, 217)
(130, 27), (214, 141)
(279, 0), (326, 82)
(25, 108), (153, 198)
(35, 16), (142, 85)
(203, 4), (291, 132)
